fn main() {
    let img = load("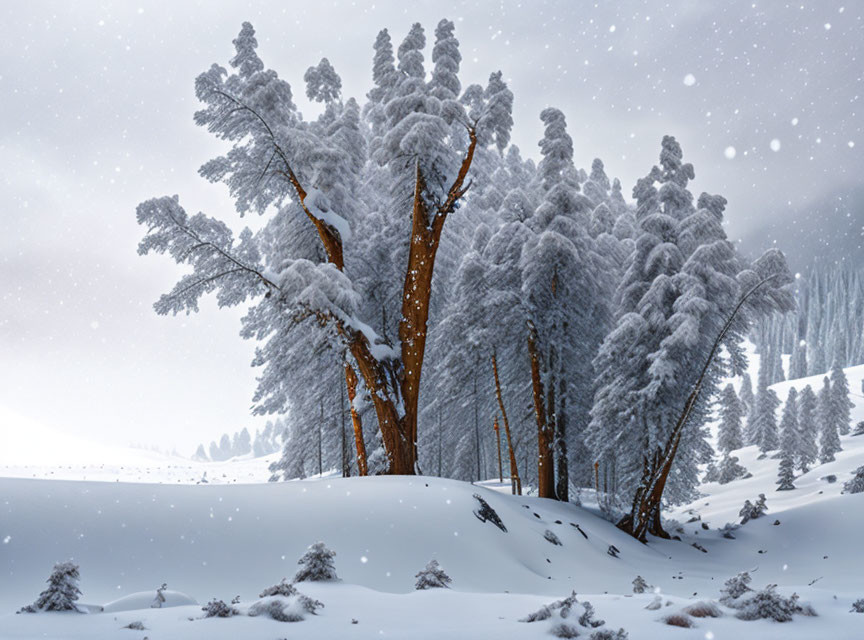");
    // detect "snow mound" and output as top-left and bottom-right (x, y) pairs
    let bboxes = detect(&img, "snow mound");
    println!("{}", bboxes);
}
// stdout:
(102, 590), (197, 612)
